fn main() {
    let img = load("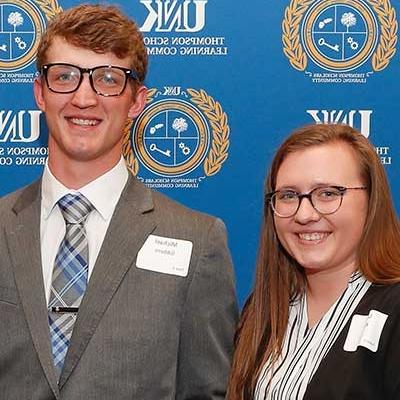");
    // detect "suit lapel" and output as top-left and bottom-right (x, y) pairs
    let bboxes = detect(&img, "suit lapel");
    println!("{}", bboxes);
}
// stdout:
(5, 181), (60, 398)
(59, 177), (157, 387)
